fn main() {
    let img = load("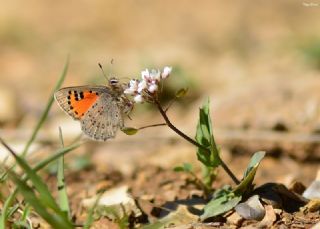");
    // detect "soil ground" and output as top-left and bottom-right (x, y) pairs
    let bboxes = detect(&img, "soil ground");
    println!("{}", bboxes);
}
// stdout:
(1, 1), (320, 228)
